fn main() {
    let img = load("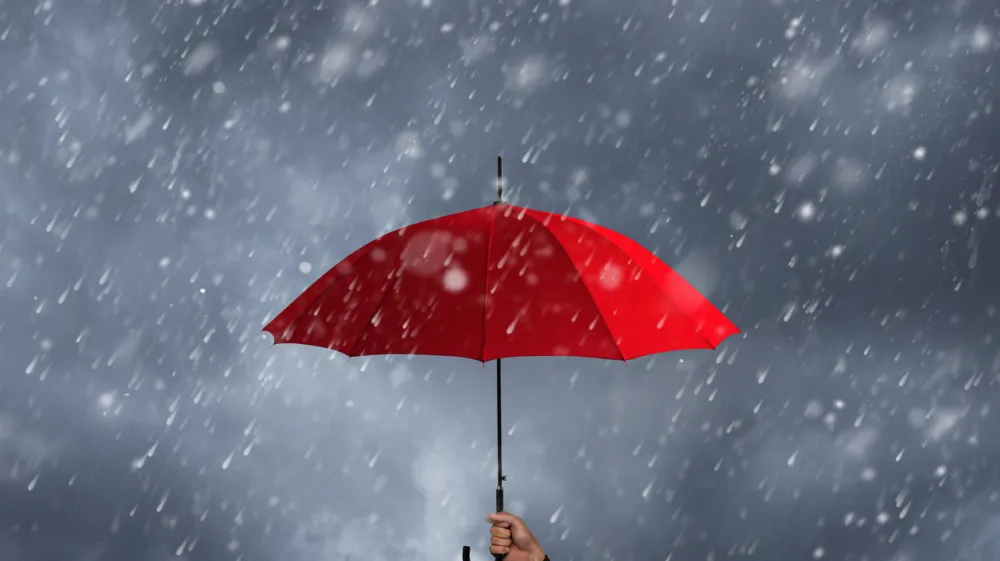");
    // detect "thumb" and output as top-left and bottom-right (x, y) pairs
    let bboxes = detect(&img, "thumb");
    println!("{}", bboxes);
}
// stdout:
(486, 511), (522, 529)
